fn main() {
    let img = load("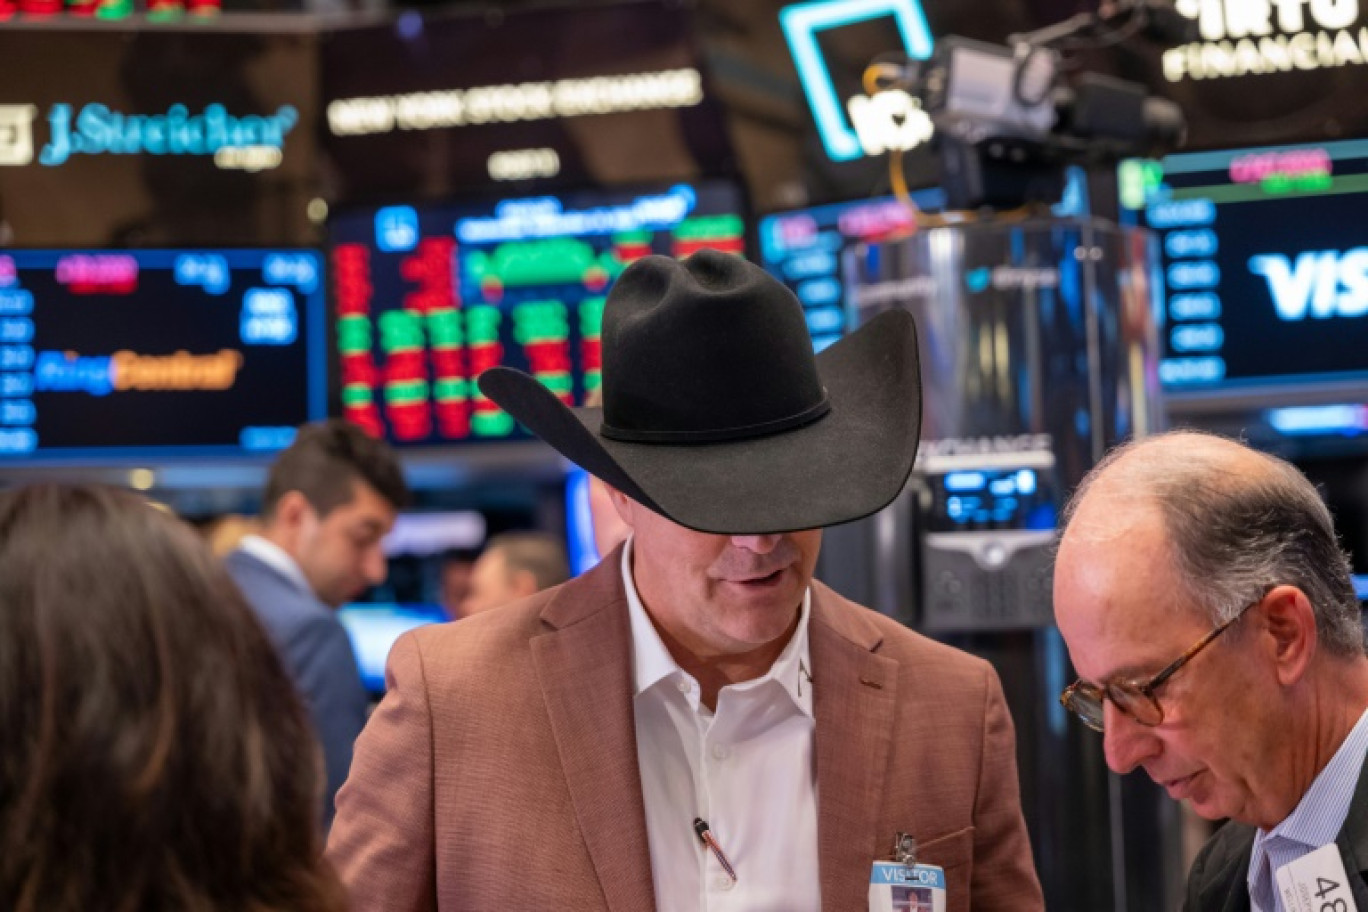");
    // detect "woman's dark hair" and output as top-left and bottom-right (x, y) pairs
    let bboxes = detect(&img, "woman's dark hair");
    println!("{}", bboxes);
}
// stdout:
(0, 484), (348, 912)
